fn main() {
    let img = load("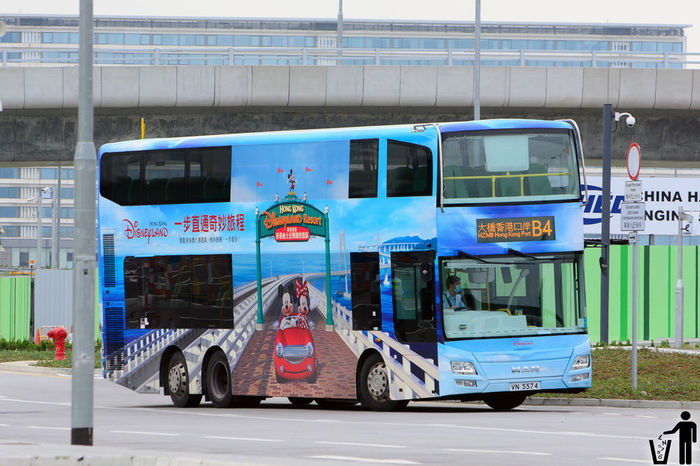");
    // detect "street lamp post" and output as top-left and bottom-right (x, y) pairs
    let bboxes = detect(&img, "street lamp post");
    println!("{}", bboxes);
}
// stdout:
(600, 105), (636, 344)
